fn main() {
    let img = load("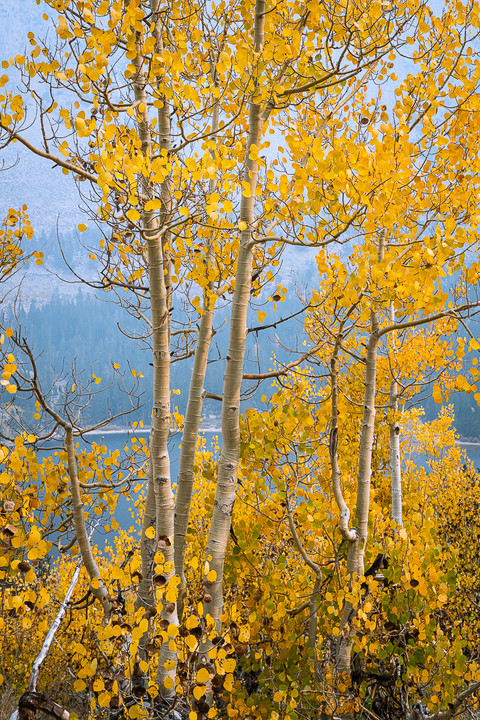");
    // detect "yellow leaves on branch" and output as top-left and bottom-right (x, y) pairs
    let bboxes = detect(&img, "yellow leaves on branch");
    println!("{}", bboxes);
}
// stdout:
(0, 207), (32, 279)
(4, 1), (480, 716)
